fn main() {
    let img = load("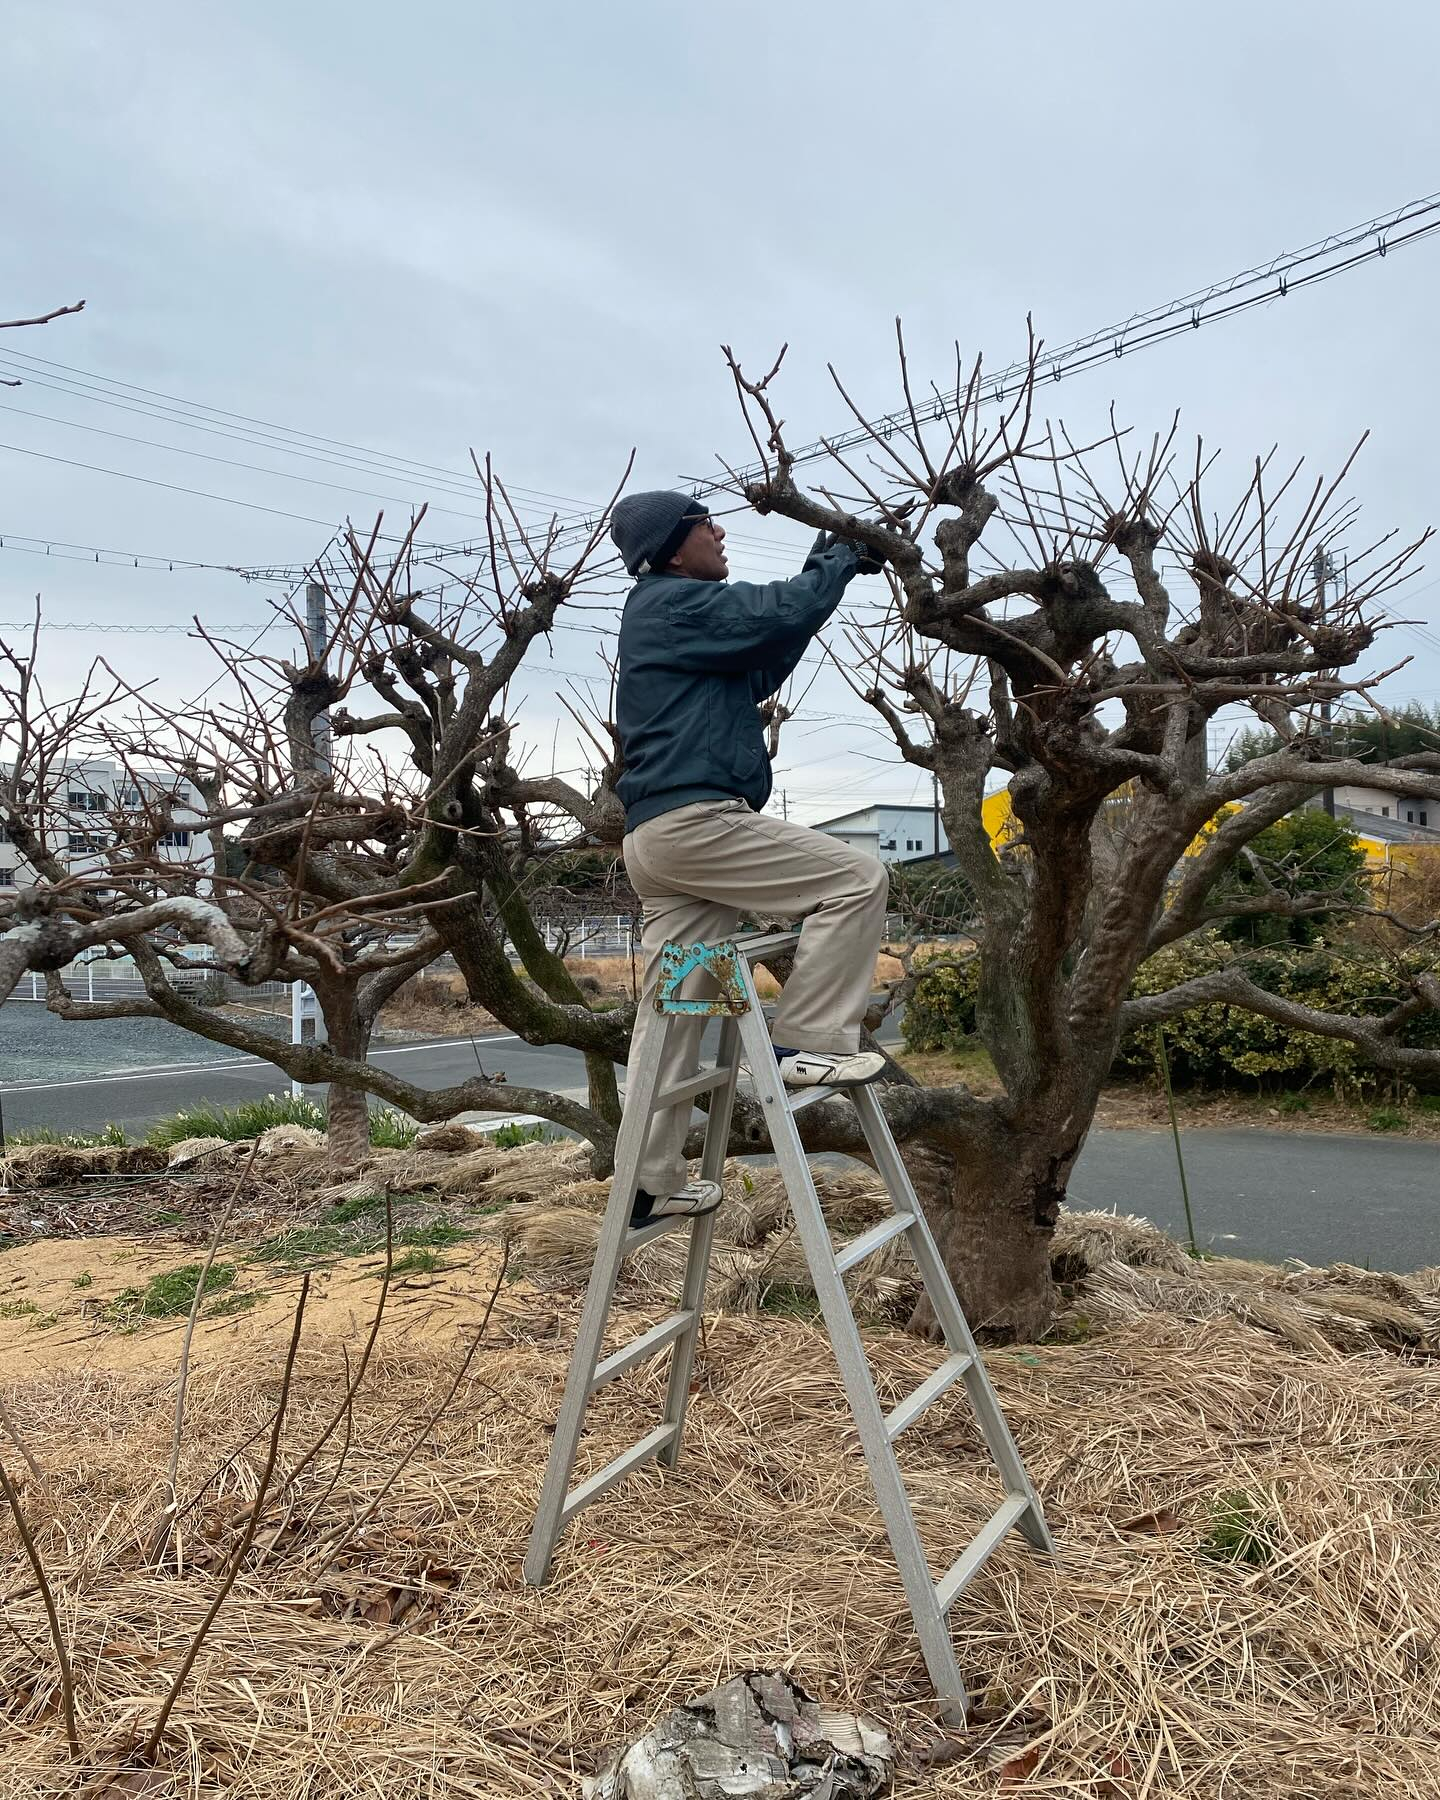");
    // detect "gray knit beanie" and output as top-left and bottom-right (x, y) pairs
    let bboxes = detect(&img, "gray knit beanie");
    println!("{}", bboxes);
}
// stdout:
(611, 490), (709, 577)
